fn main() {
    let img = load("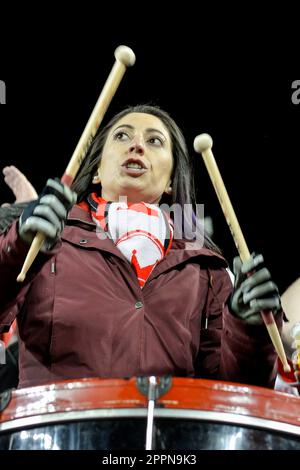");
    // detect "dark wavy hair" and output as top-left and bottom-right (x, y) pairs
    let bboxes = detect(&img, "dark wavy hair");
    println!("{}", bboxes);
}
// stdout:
(72, 104), (220, 252)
